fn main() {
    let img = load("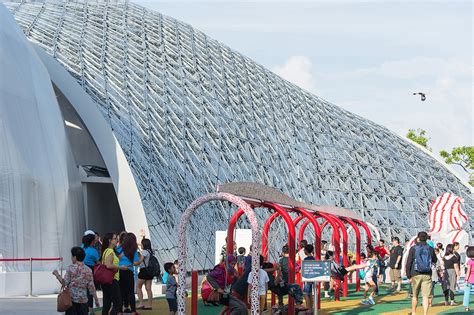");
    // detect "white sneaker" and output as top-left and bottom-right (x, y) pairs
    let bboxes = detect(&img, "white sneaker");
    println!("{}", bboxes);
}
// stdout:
(368, 297), (376, 305)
